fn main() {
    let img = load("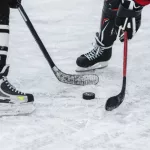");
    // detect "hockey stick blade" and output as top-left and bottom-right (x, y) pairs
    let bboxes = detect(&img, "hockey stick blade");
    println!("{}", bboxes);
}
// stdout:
(105, 77), (126, 111)
(18, 4), (99, 86)
(53, 66), (99, 85)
